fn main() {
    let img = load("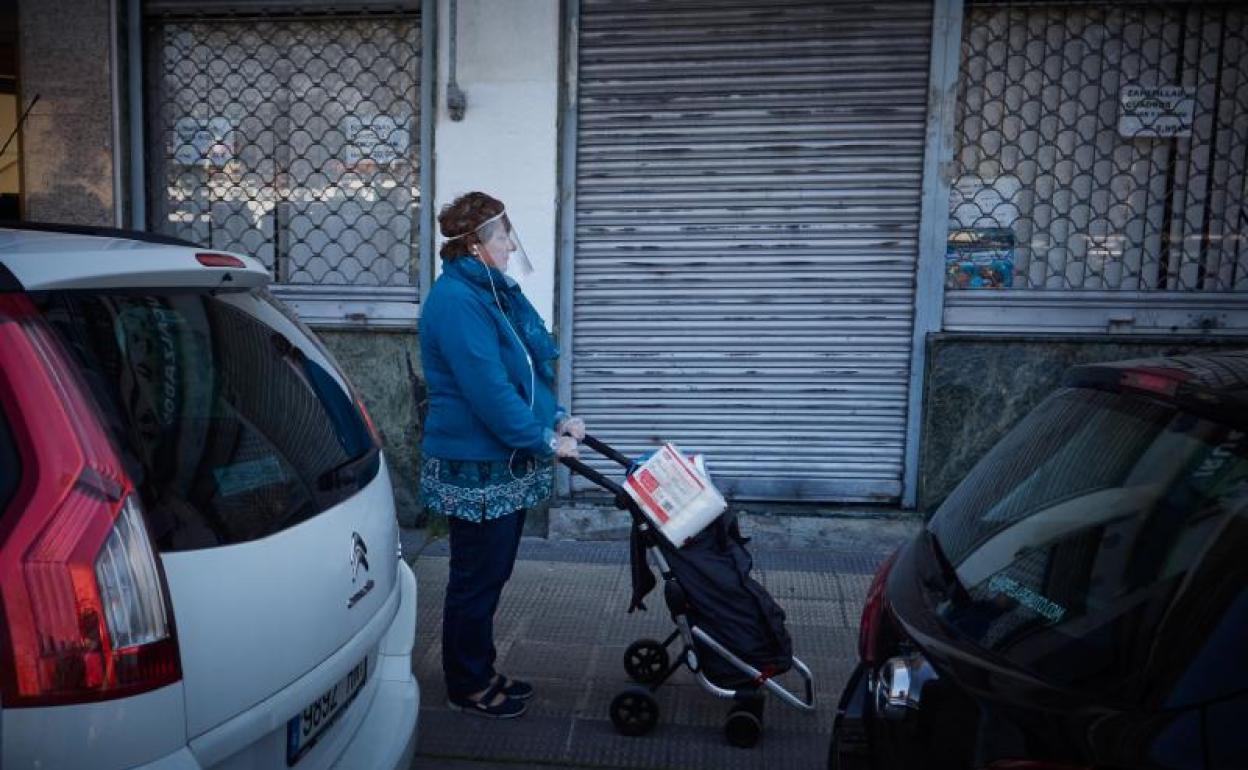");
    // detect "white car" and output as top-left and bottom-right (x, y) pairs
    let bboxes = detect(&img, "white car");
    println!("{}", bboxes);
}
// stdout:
(0, 225), (419, 769)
